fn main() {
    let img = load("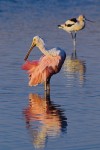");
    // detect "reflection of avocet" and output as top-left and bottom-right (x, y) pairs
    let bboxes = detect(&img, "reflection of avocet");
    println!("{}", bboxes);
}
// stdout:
(23, 93), (67, 149)
(63, 53), (86, 85)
